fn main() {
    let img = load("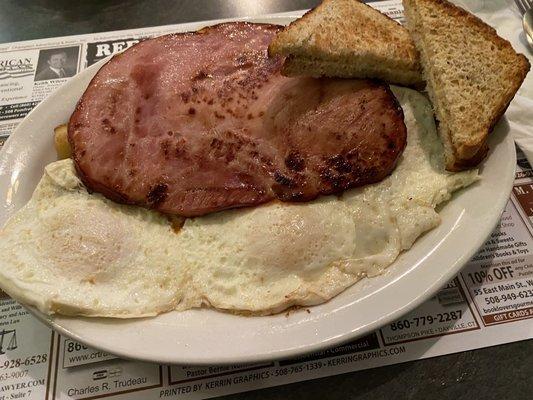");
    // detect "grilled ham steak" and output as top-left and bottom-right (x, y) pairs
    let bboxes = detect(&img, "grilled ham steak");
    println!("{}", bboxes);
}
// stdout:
(69, 22), (407, 217)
